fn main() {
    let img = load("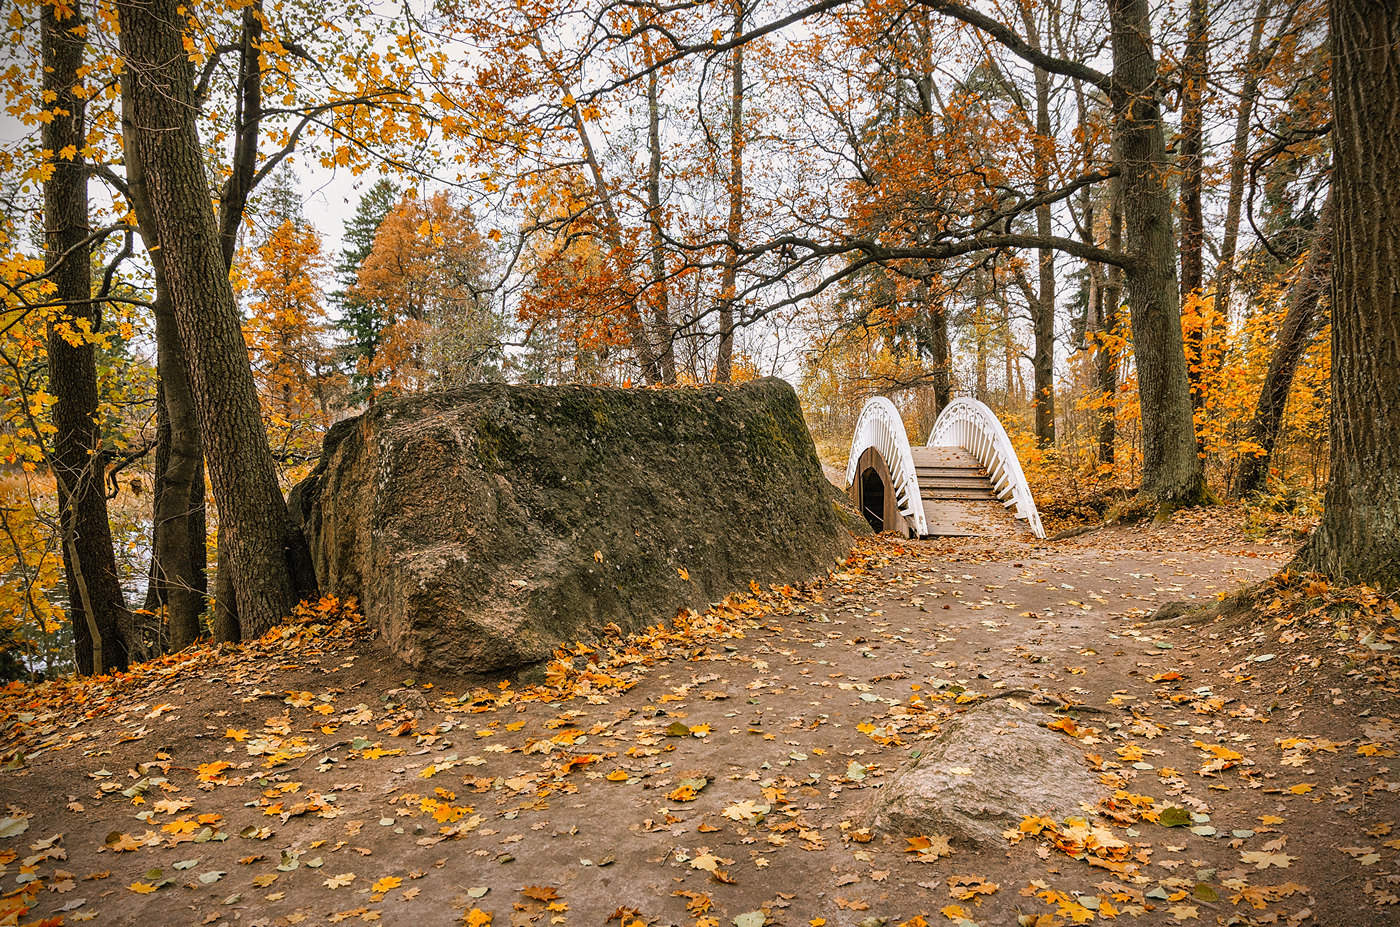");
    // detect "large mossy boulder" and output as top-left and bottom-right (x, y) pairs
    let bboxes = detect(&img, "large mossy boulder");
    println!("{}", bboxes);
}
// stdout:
(290, 378), (856, 675)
